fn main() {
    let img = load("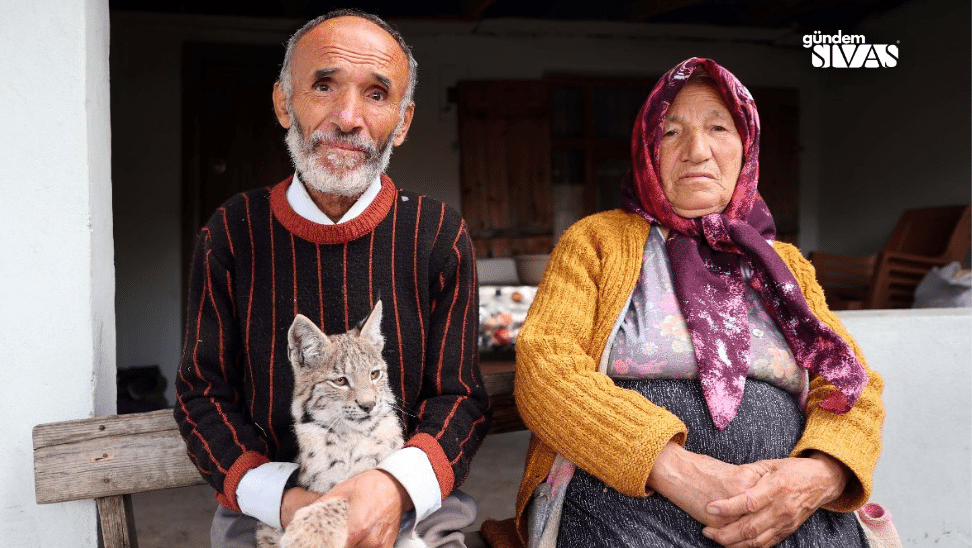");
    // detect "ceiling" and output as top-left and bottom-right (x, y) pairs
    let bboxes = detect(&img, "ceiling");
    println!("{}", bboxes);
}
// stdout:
(108, 0), (911, 31)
